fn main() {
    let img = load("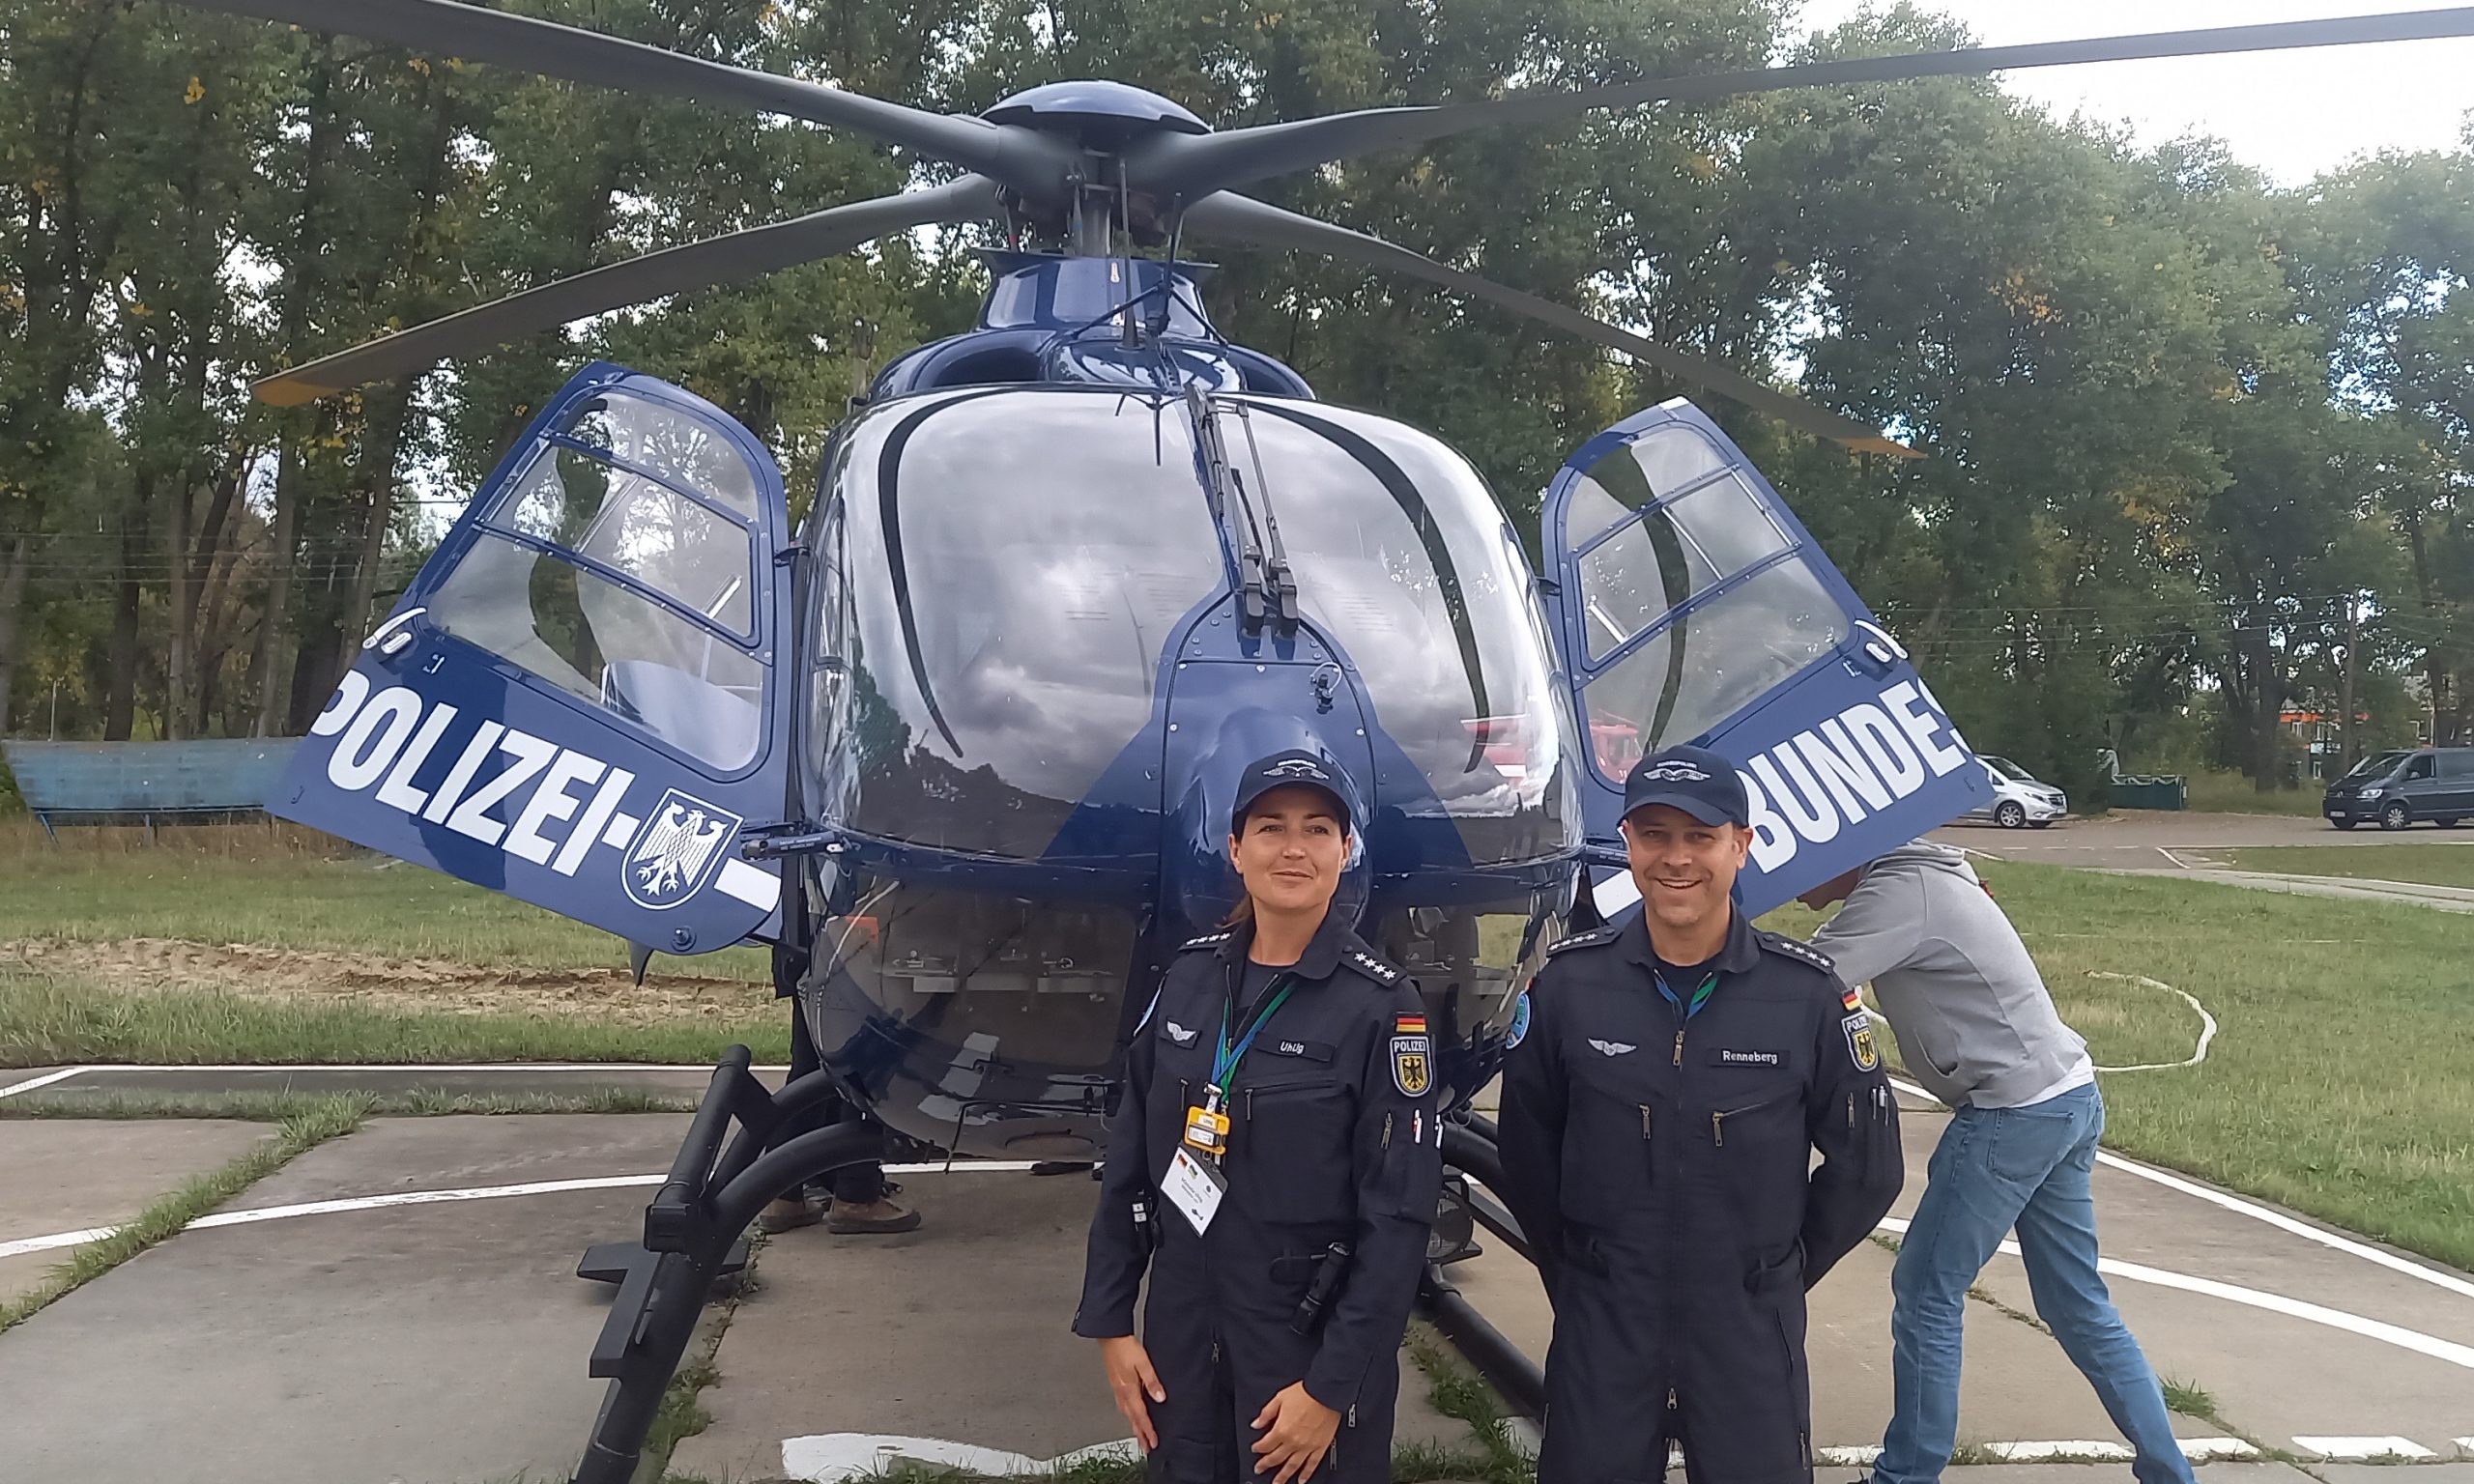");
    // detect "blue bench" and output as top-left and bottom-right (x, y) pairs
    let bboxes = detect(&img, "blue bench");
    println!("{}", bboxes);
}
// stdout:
(3, 739), (300, 840)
